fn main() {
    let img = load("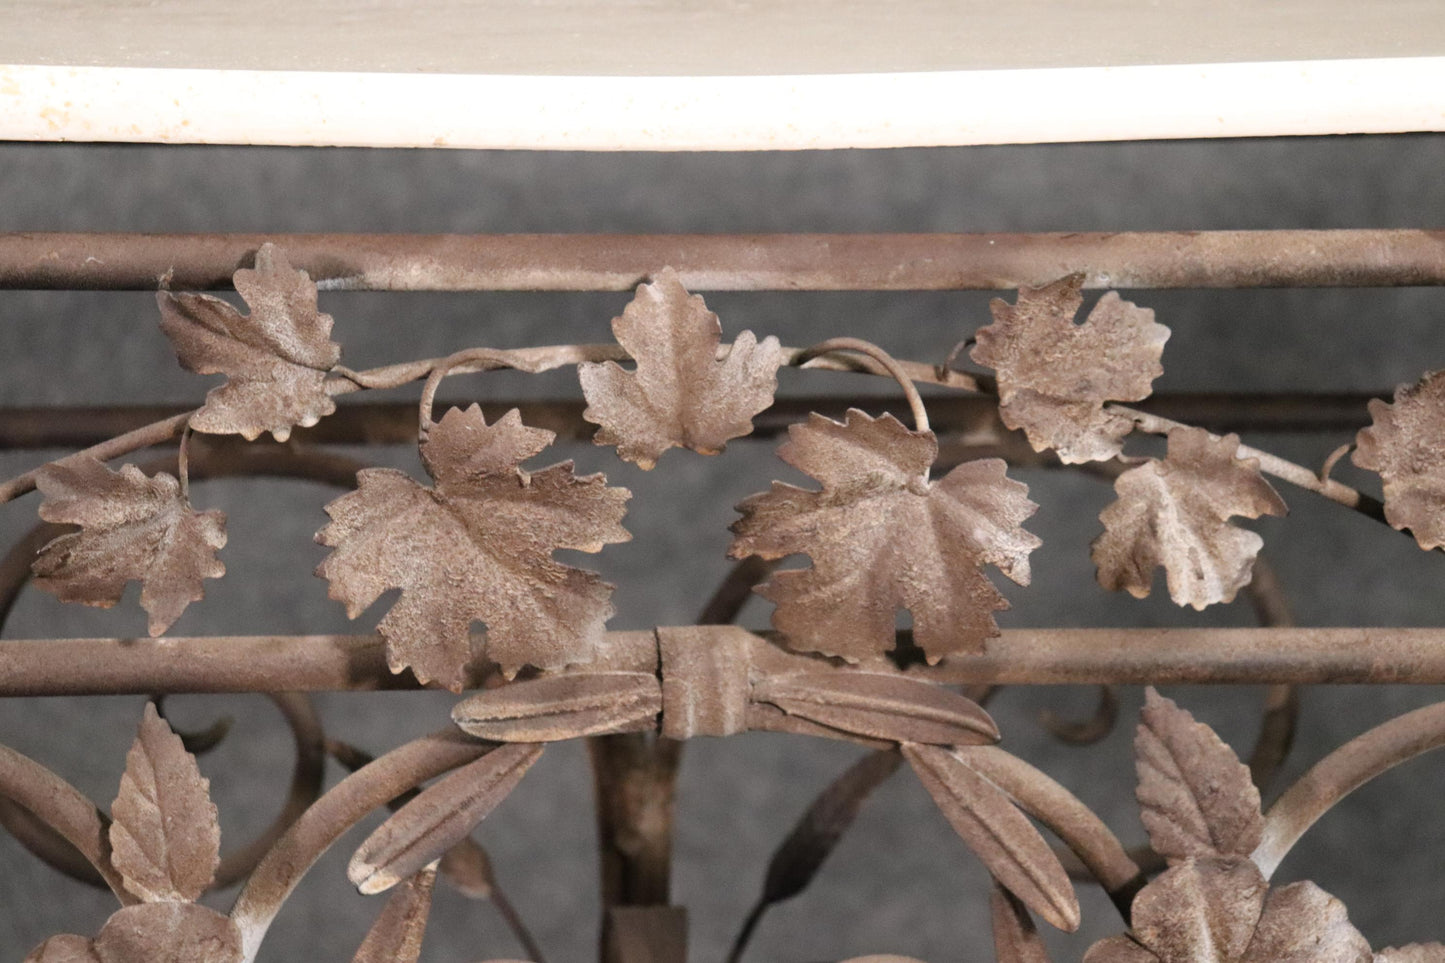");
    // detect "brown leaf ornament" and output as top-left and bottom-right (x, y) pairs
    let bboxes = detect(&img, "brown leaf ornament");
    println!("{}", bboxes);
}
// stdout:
(730, 409), (1039, 663)
(158, 243), (341, 441)
(110, 703), (222, 902)
(1135, 689), (1262, 861)
(579, 267), (785, 468)
(317, 404), (631, 689)
(972, 276), (1169, 464)
(1093, 428), (1285, 609)
(25, 705), (242, 963)
(1353, 370), (1445, 549)
(33, 456), (226, 636)
(1086, 690), (1370, 963)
